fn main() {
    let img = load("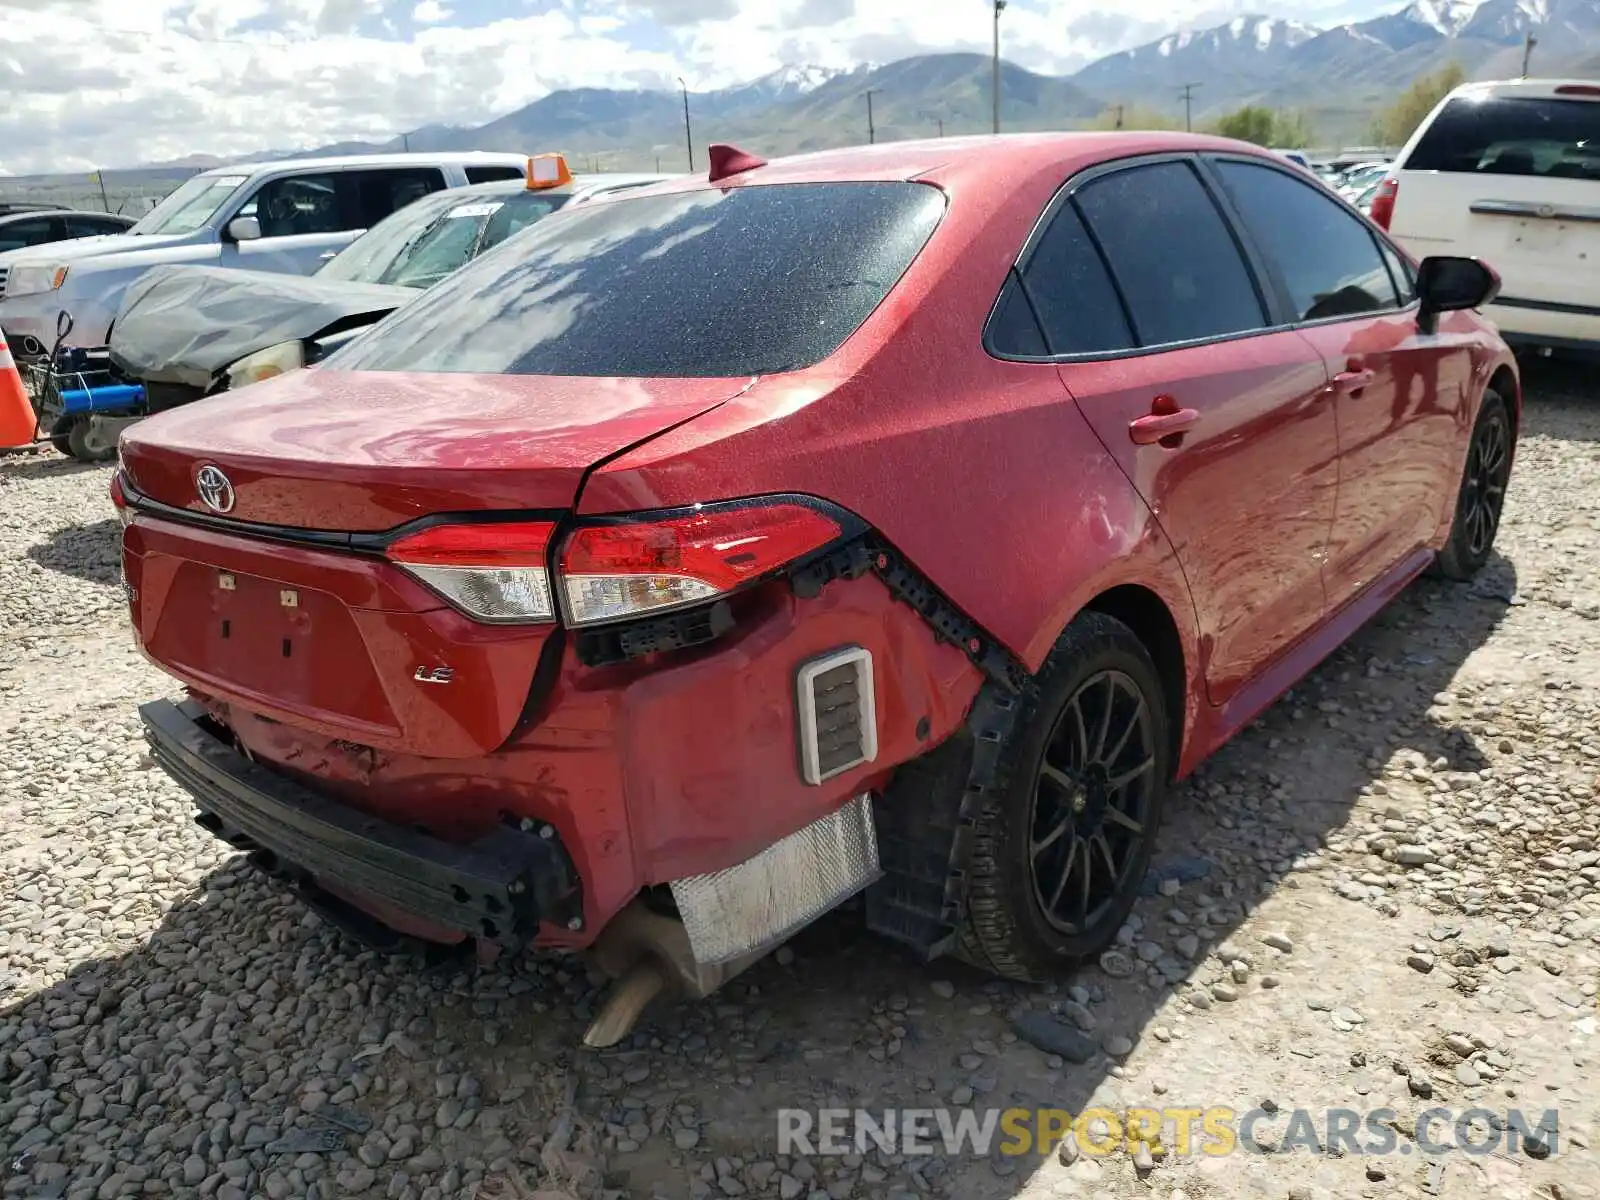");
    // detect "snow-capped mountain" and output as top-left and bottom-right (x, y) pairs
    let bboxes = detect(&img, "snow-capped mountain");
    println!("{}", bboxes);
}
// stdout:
(1070, 0), (1600, 116)
(1073, 15), (1318, 95)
